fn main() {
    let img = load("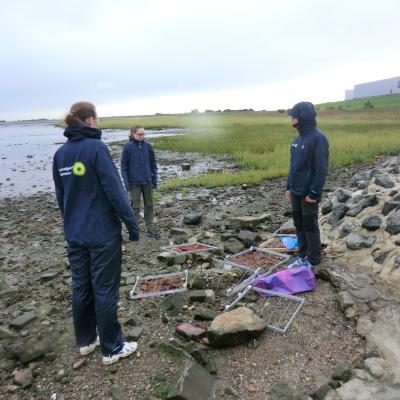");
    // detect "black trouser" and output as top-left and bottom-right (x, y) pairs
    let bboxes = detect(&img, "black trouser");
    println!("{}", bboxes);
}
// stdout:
(67, 236), (123, 357)
(291, 194), (321, 265)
